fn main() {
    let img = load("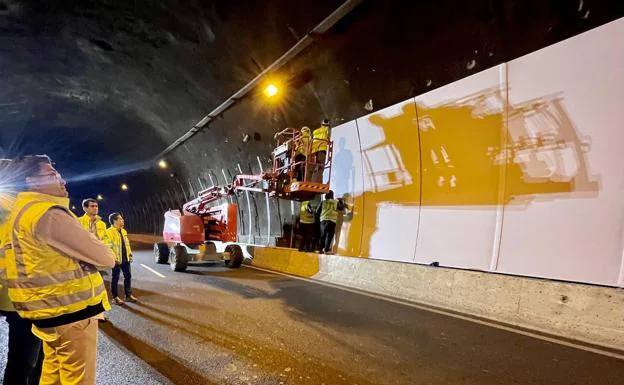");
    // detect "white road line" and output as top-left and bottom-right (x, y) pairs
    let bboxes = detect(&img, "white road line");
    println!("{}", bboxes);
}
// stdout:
(140, 264), (166, 278)
(244, 264), (624, 361)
